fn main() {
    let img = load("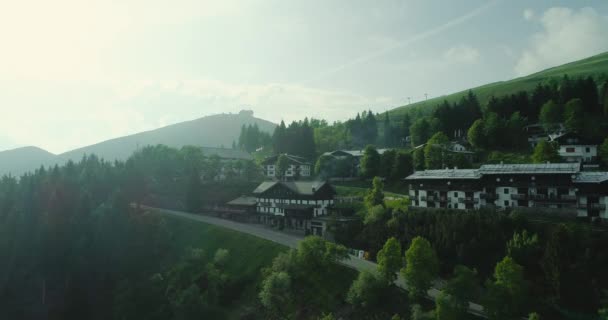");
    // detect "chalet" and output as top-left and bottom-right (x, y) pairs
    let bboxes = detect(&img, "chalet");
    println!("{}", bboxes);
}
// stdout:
(253, 180), (336, 235)
(406, 163), (608, 220)
(262, 154), (312, 179)
(549, 132), (598, 163)
(322, 149), (391, 177)
(524, 123), (566, 148)
(199, 147), (254, 181)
